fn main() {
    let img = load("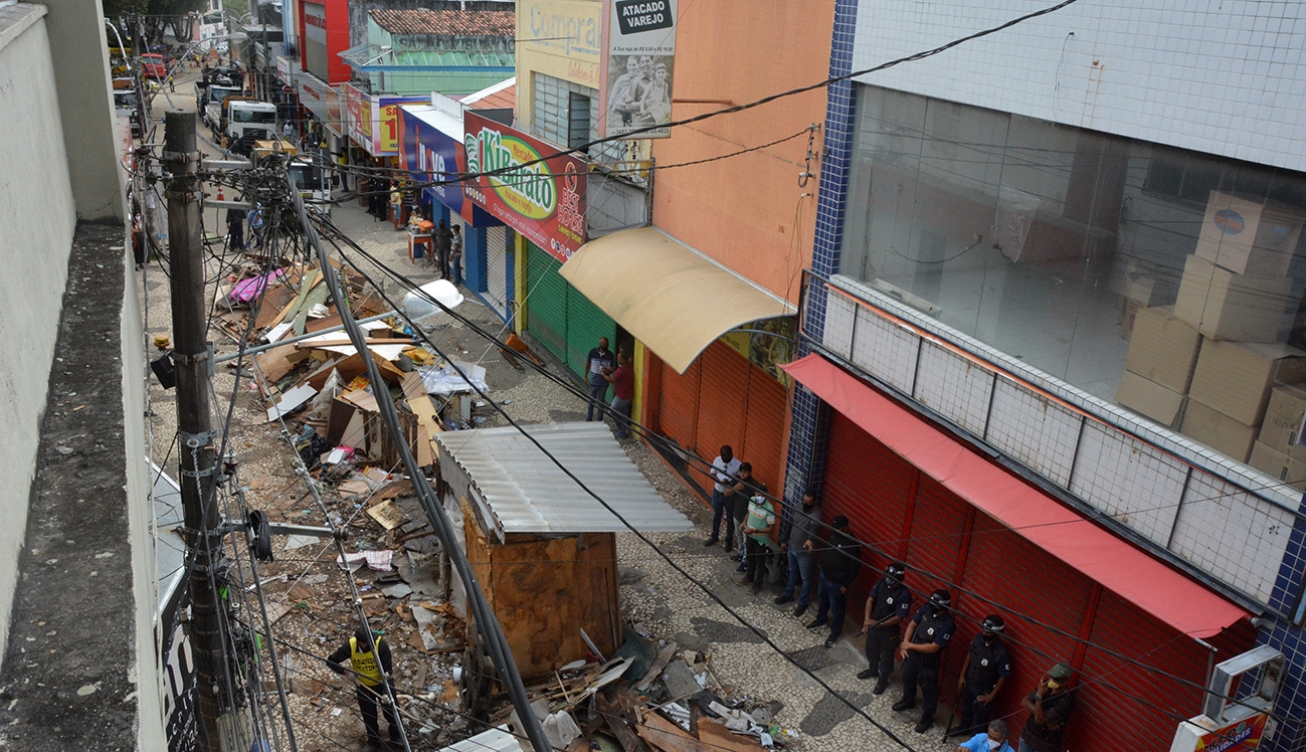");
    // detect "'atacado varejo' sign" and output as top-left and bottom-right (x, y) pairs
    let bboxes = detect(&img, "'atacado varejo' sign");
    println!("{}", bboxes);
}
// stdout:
(463, 112), (587, 261)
